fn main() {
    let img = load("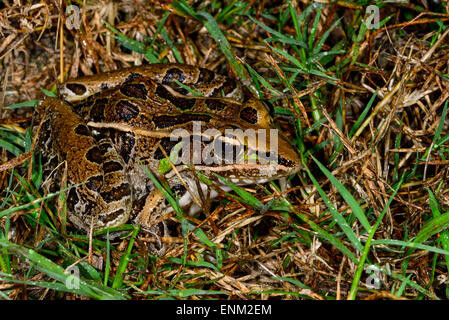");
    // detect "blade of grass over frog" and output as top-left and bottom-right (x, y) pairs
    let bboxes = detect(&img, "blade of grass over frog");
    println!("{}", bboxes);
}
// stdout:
(371, 239), (449, 256)
(197, 11), (248, 81)
(142, 166), (216, 248)
(247, 15), (307, 48)
(6, 100), (39, 109)
(347, 176), (403, 300)
(213, 174), (264, 210)
(173, 79), (202, 96)
(142, 166), (183, 216)
(112, 225), (140, 289)
(0, 241), (127, 299)
(311, 155), (371, 233)
(305, 164), (364, 253)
